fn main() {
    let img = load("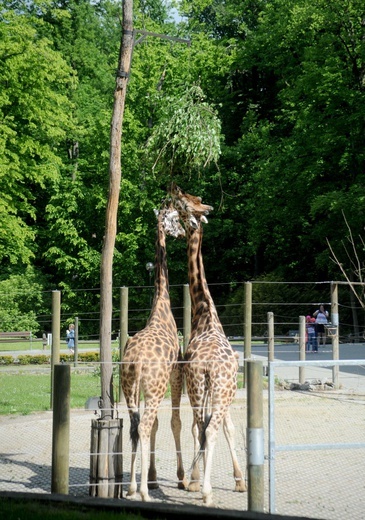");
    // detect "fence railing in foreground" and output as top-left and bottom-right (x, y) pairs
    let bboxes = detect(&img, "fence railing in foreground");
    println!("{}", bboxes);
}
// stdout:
(268, 358), (365, 515)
